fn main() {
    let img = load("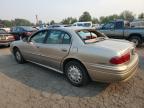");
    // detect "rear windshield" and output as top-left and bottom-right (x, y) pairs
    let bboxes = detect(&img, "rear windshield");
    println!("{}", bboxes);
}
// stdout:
(76, 30), (106, 44)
